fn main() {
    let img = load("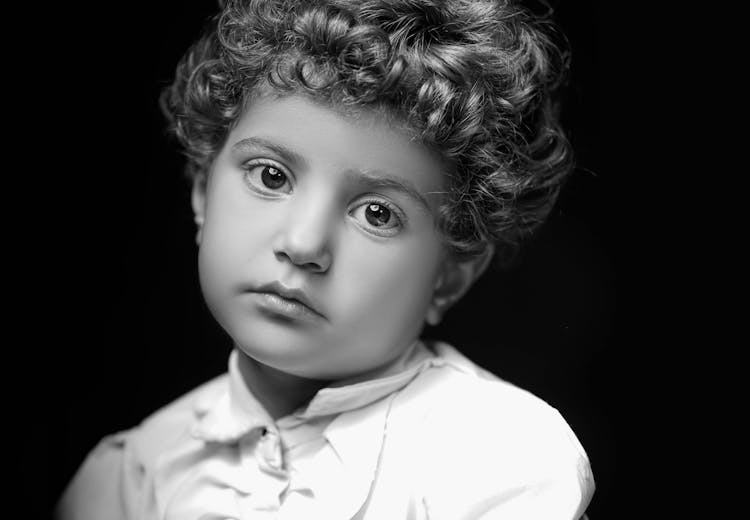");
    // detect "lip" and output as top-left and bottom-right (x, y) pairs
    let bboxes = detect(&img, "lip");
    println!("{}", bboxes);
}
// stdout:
(249, 281), (326, 321)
